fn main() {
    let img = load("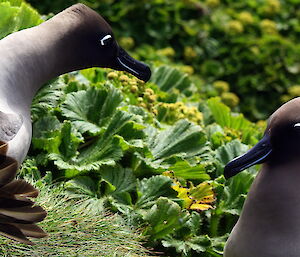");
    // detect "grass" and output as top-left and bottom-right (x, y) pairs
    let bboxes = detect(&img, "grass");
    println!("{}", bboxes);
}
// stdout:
(0, 180), (152, 257)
